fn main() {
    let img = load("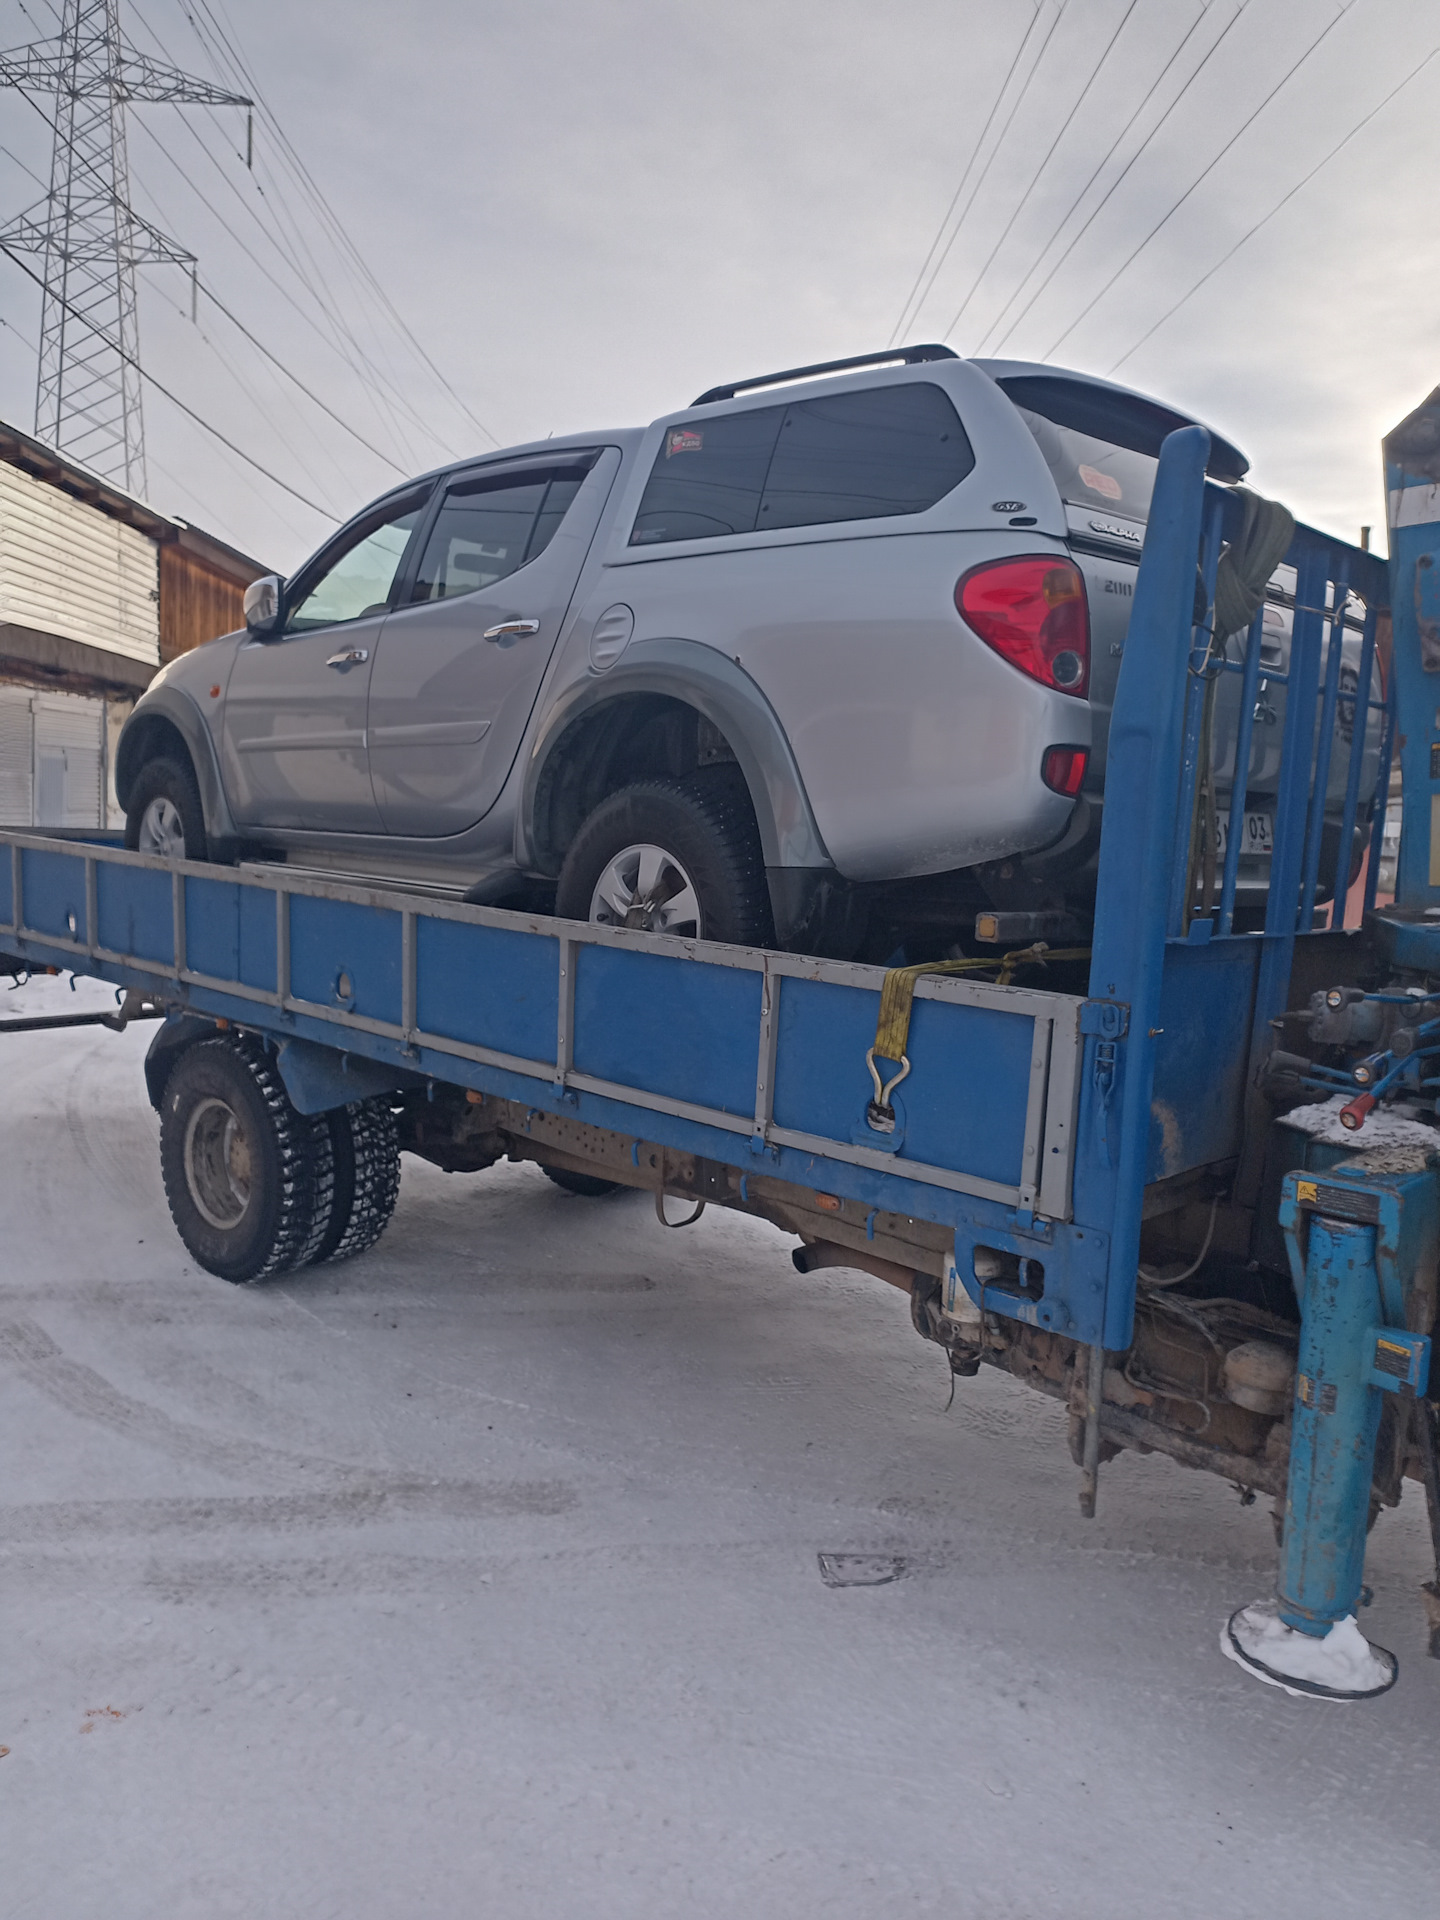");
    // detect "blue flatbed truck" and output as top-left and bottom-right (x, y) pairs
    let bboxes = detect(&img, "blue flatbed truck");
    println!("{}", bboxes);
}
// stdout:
(6, 405), (1440, 1699)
